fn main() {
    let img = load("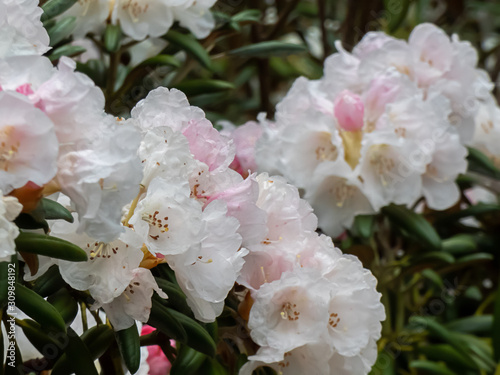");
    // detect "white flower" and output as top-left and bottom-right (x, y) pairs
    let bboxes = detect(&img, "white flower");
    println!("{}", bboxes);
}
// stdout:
(32, 57), (106, 145)
(172, 0), (217, 39)
(112, 0), (176, 41)
(137, 126), (198, 188)
(248, 268), (331, 354)
(167, 199), (245, 322)
(357, 131), (426, 211)
(0, 0), (49, 58)
(305, 162), (374, 237)
(57, 115), (142, 242)
(97, 267), (168, 331)
(130, 177), (204, 256)
(131, 87), (205, 133)
(0, 91), (59, 193)
(240, 344), (332, 375)
(52, 216), (144, 304)
(59, 0), (109, 39)
(0, 191), (22, 262)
